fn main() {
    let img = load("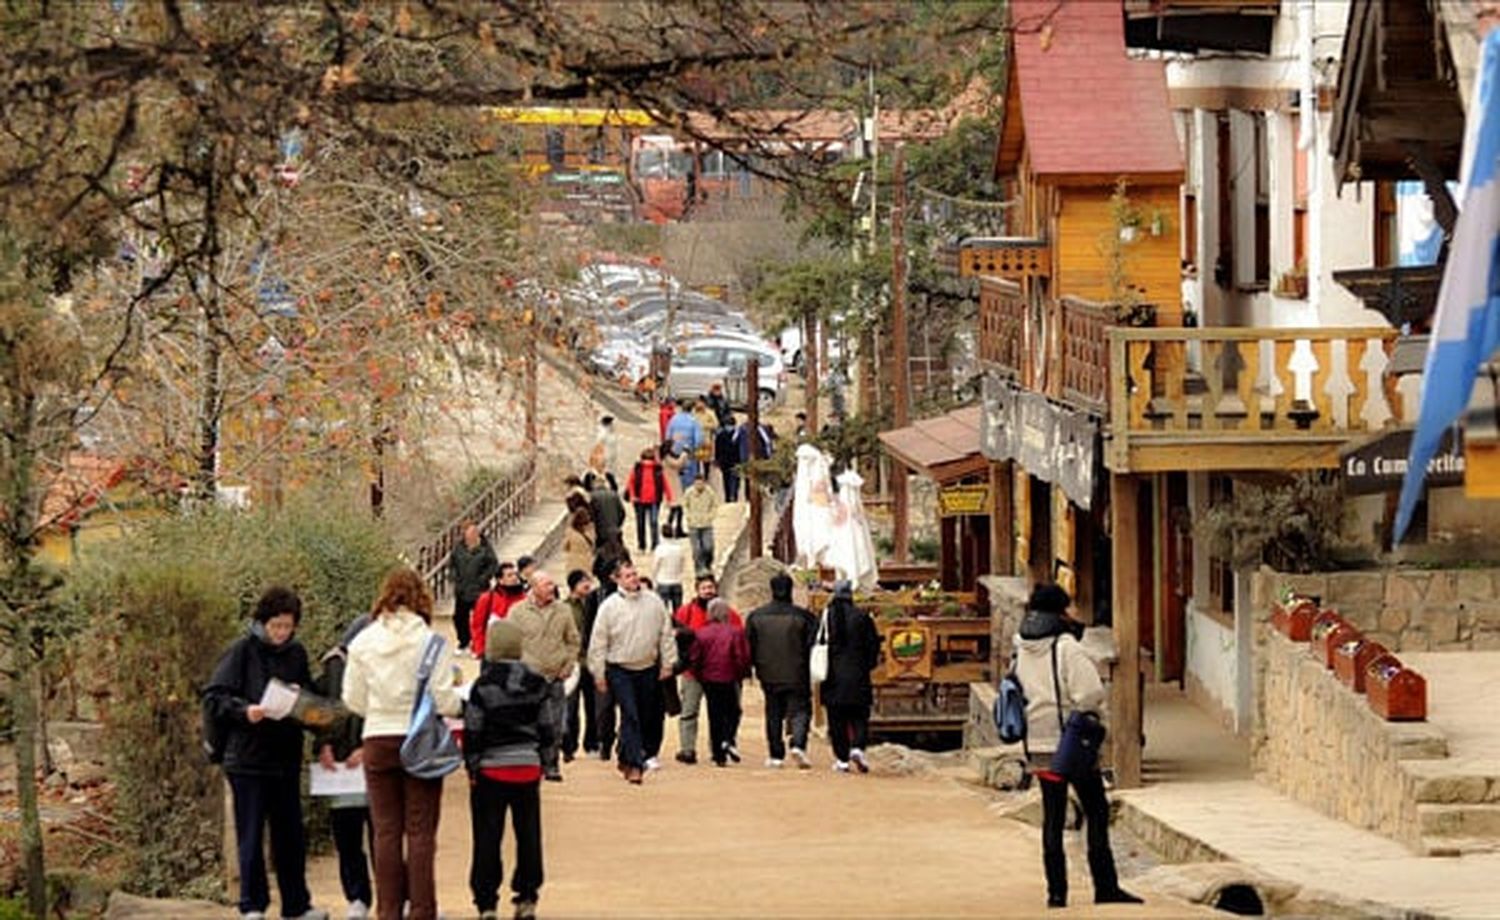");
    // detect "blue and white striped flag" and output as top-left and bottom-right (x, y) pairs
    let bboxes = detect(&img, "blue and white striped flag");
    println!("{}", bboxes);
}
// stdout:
(1396, 29), (1500, 542)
